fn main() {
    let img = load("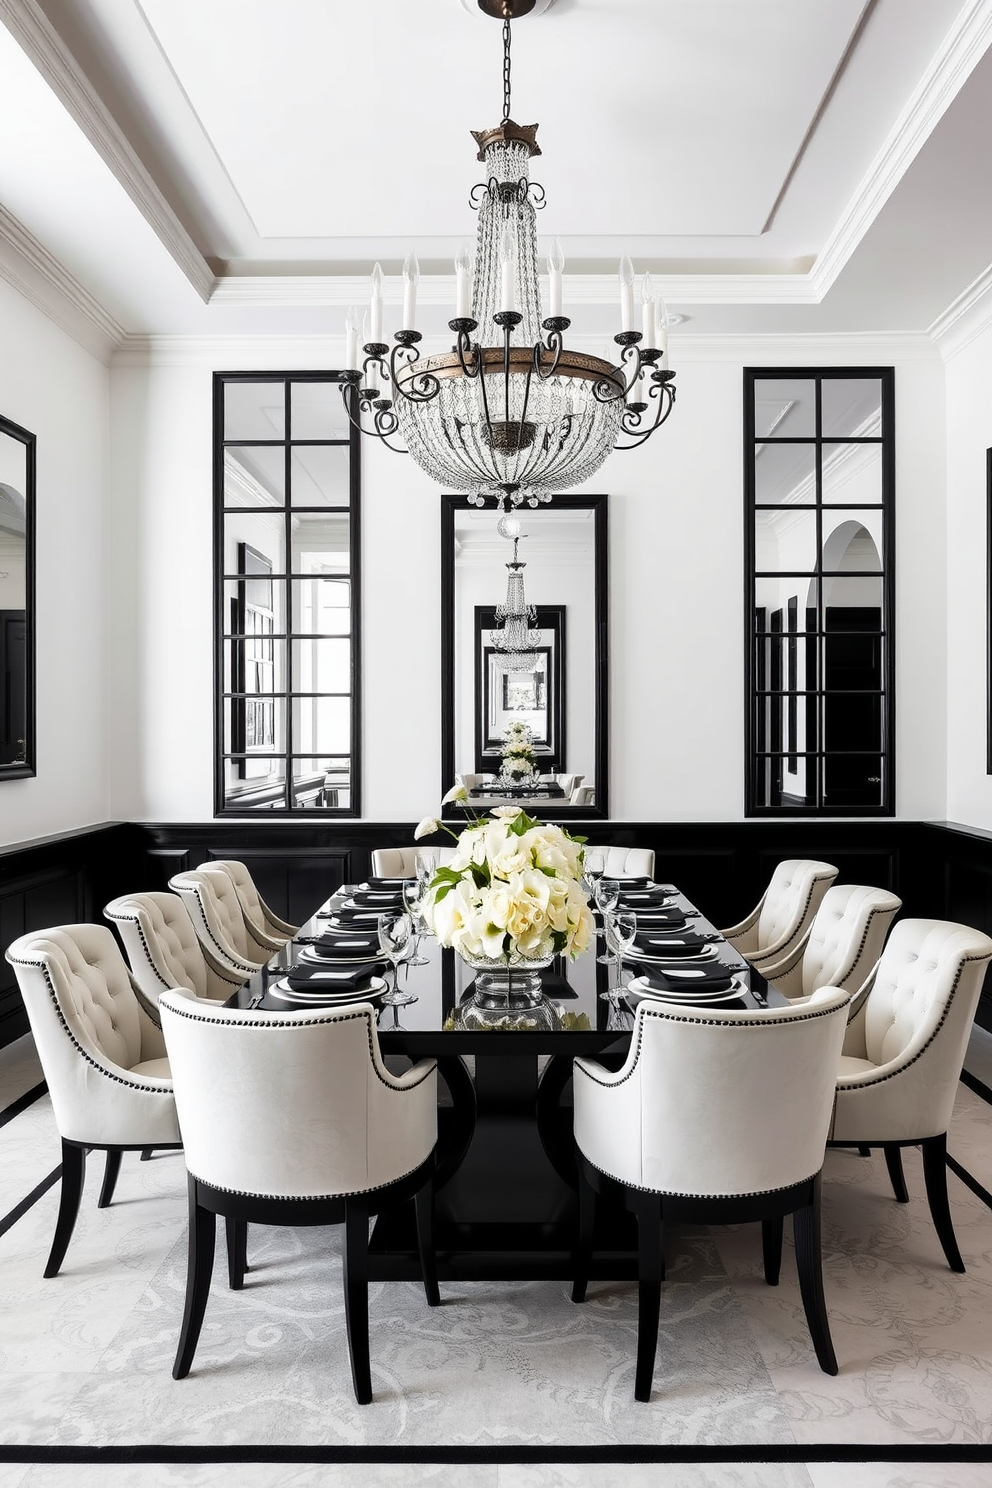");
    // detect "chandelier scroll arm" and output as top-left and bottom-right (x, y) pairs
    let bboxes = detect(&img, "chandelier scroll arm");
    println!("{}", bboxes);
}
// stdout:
(535, 317), (569, 380)
(613, 371), (677, 451)
(450, 319), (483, 378)
(338, 375), (409, 455)
(389, 331), (442, 406)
